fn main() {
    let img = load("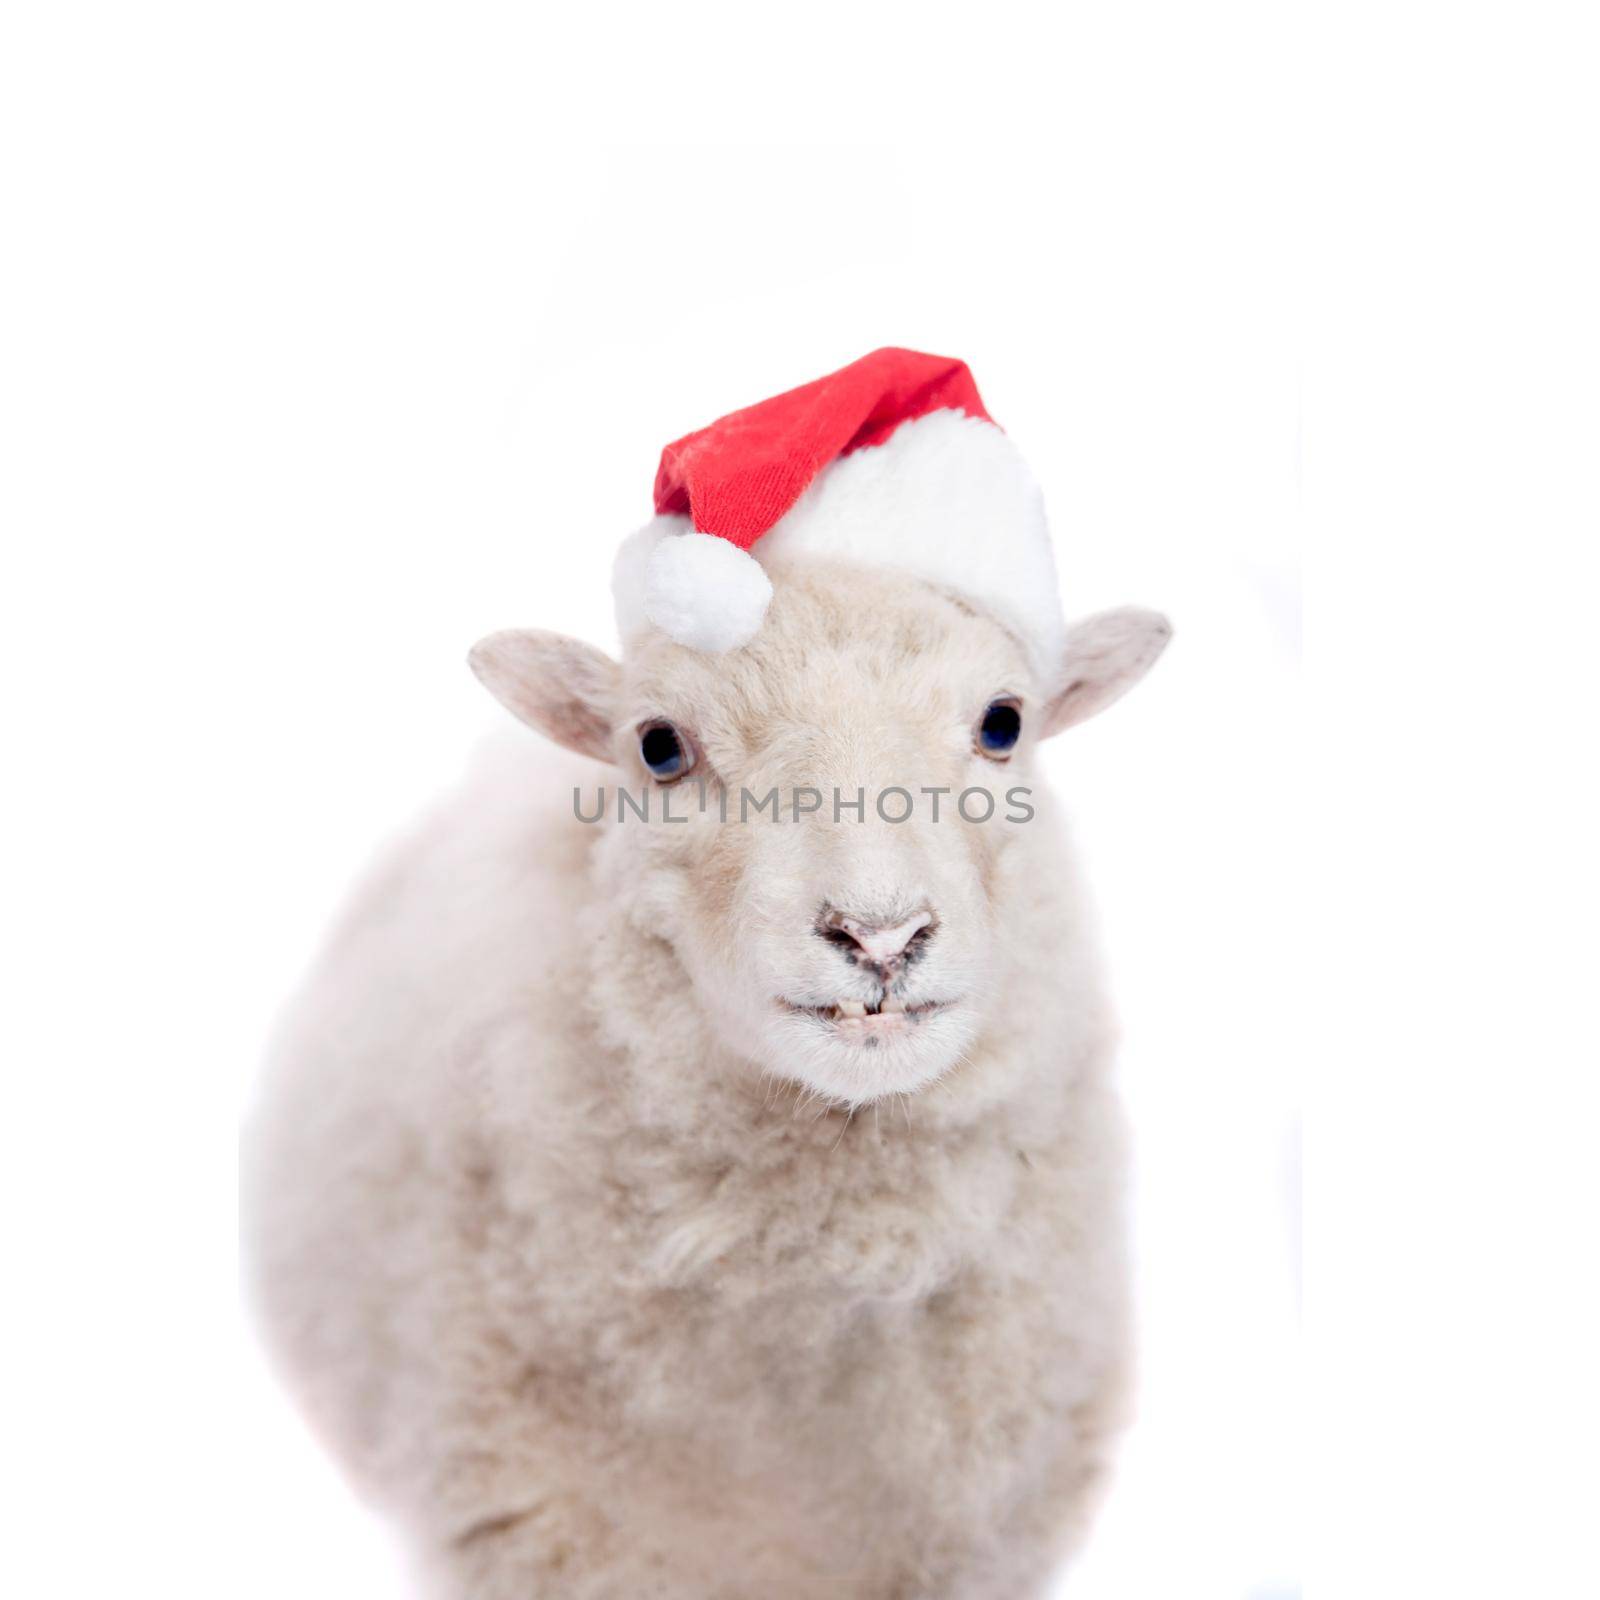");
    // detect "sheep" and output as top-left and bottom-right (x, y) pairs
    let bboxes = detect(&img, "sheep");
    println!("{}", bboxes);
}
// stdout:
(242, 551), (1170, 1599)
